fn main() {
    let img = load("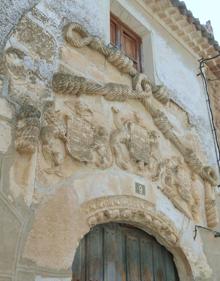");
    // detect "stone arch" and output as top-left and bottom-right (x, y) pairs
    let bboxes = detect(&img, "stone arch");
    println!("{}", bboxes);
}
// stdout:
(80, 195), (200, 281)
(22, 188), (212, 281)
